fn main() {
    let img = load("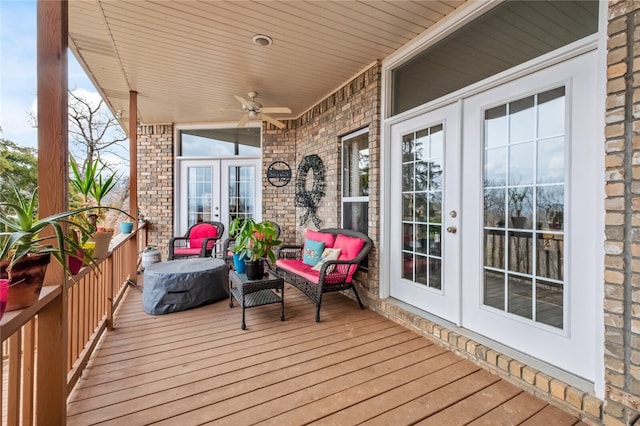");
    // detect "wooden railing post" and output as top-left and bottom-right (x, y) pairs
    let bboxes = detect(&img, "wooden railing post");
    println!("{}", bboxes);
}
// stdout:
(106, 255), (115, 331)
(36, 290), (66, 425)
